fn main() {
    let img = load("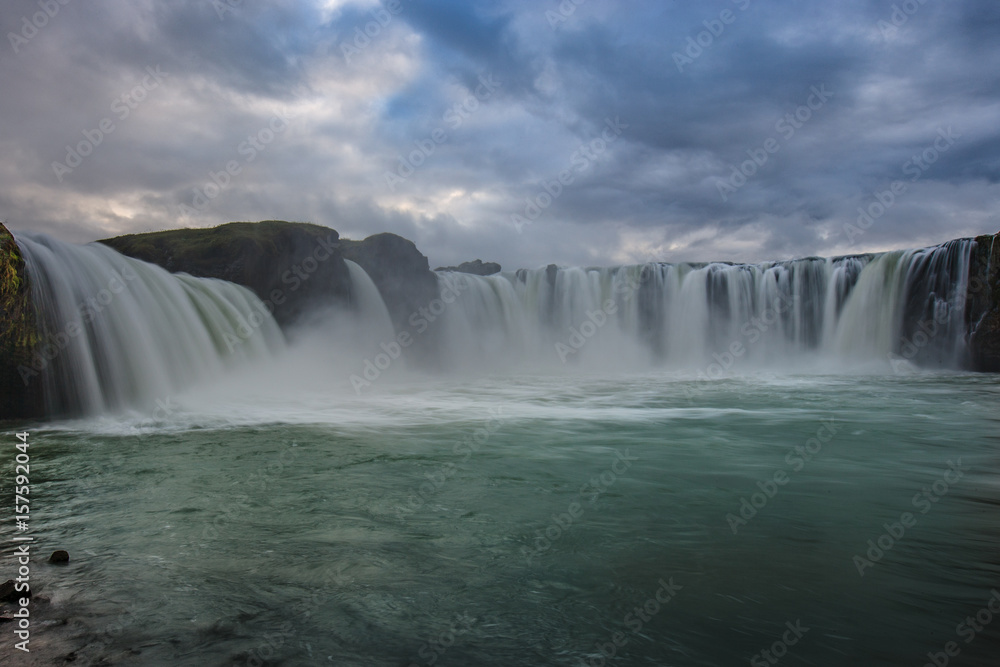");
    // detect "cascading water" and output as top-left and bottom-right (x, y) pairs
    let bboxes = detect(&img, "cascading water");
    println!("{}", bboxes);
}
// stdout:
(17, 233), (285, 416)
(834, 240), (973, 369)
(13, 232), (979, 418)
(434, 238), (976, 374)
(345, 259), (396, 344)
